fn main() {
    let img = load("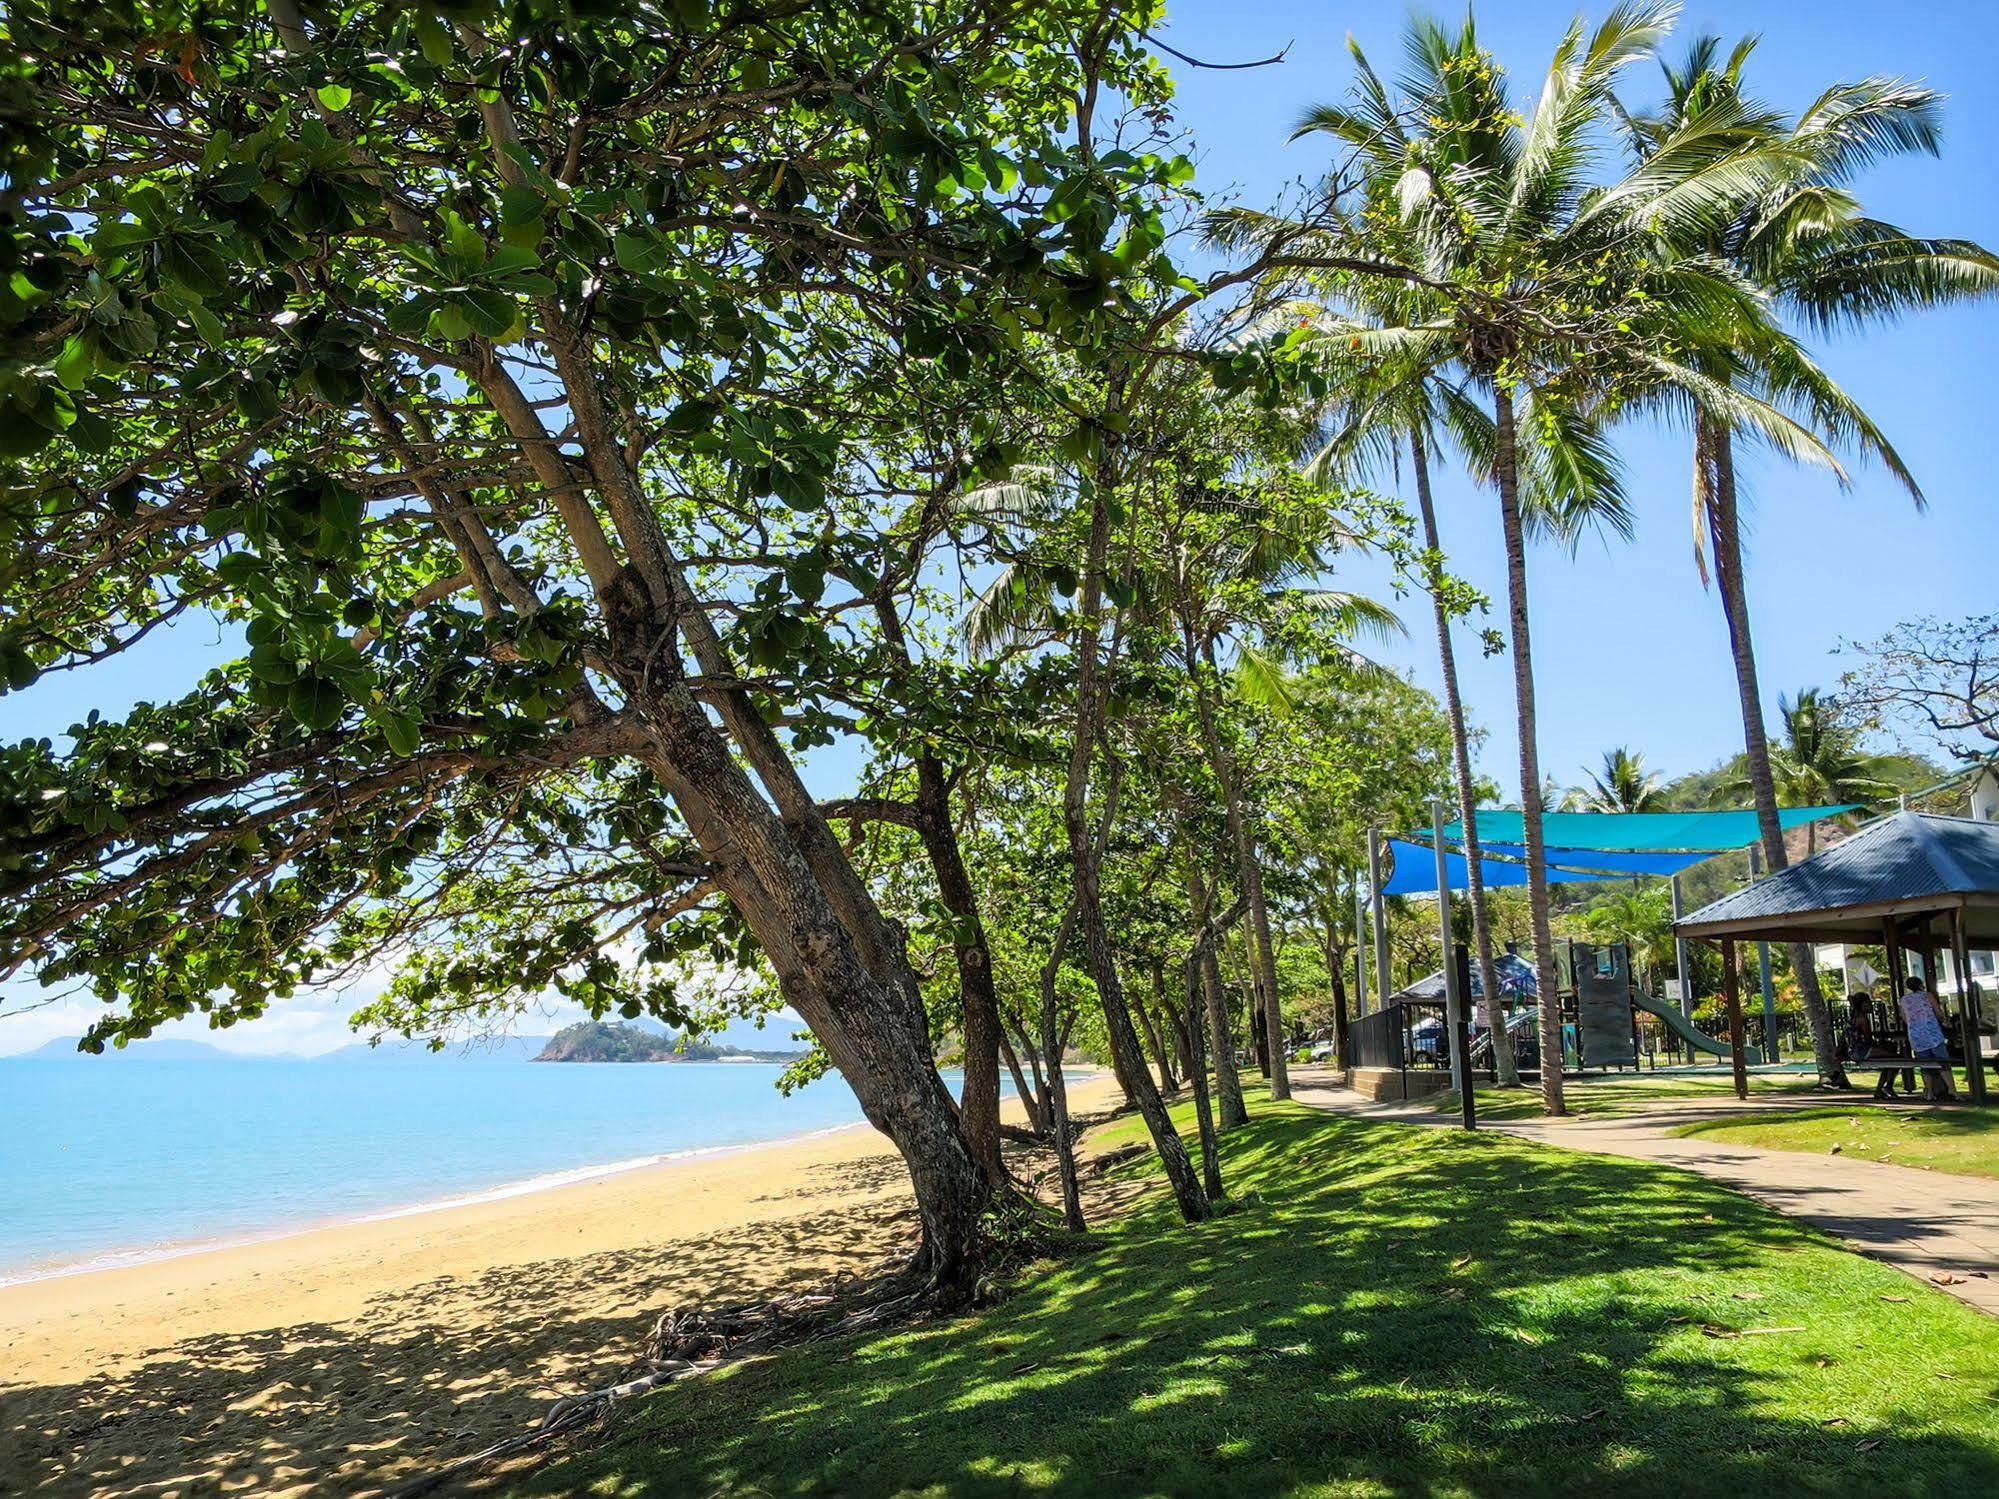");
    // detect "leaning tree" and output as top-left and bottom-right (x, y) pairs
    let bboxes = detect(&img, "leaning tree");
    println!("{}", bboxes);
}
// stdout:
(0, 0), (1194, 1290)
